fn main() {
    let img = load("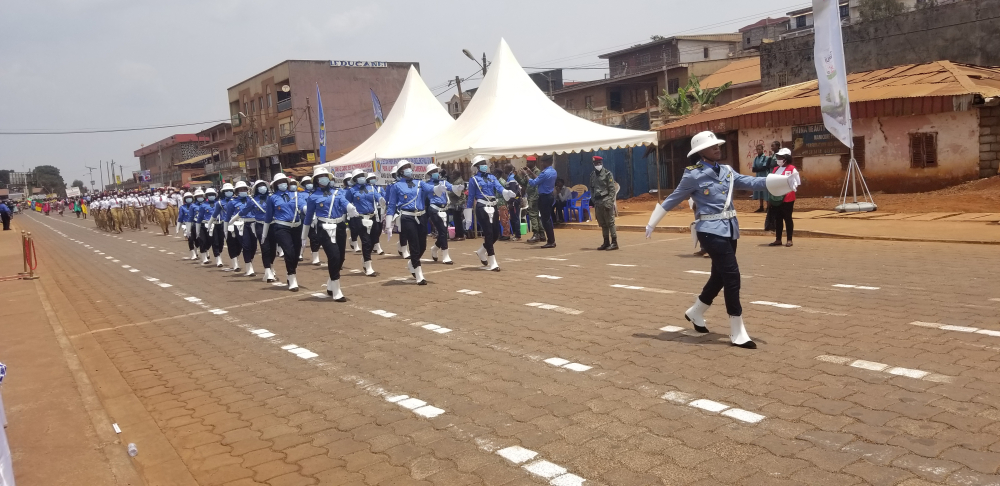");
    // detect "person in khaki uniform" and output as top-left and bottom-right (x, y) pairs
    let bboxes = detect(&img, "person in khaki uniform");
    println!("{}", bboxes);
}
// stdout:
(515, 156), (544, 242)
(588, 155), (618, 250)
